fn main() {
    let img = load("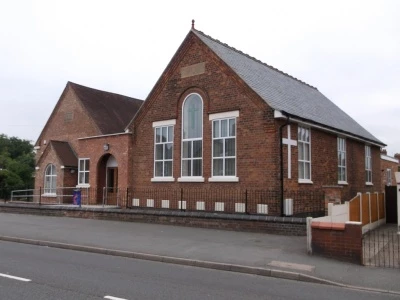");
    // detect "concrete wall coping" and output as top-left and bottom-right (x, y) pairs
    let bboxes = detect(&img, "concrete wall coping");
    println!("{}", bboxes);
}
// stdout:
(0, 203), (307, 224)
